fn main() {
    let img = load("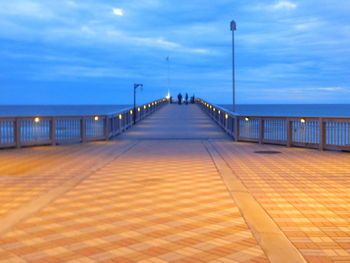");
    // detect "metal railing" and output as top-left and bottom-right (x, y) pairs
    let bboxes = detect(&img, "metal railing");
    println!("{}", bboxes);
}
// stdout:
(197, 99), (350, 151)
(0, 99), (168, 149)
